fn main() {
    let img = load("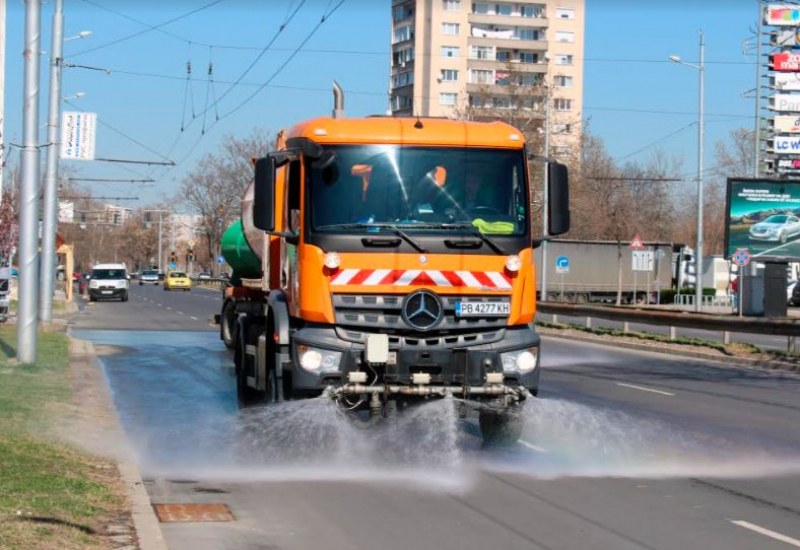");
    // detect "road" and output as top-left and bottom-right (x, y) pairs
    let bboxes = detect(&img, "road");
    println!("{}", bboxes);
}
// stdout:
(70, 284), (800, 550)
